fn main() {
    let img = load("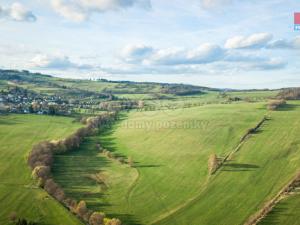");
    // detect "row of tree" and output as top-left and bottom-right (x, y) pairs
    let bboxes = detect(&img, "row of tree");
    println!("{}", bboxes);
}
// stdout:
(245, 172), (300, 225)
(277, 88), (300, 100)
(27, 112), (122, 225)
(100, 148), (134, 167)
